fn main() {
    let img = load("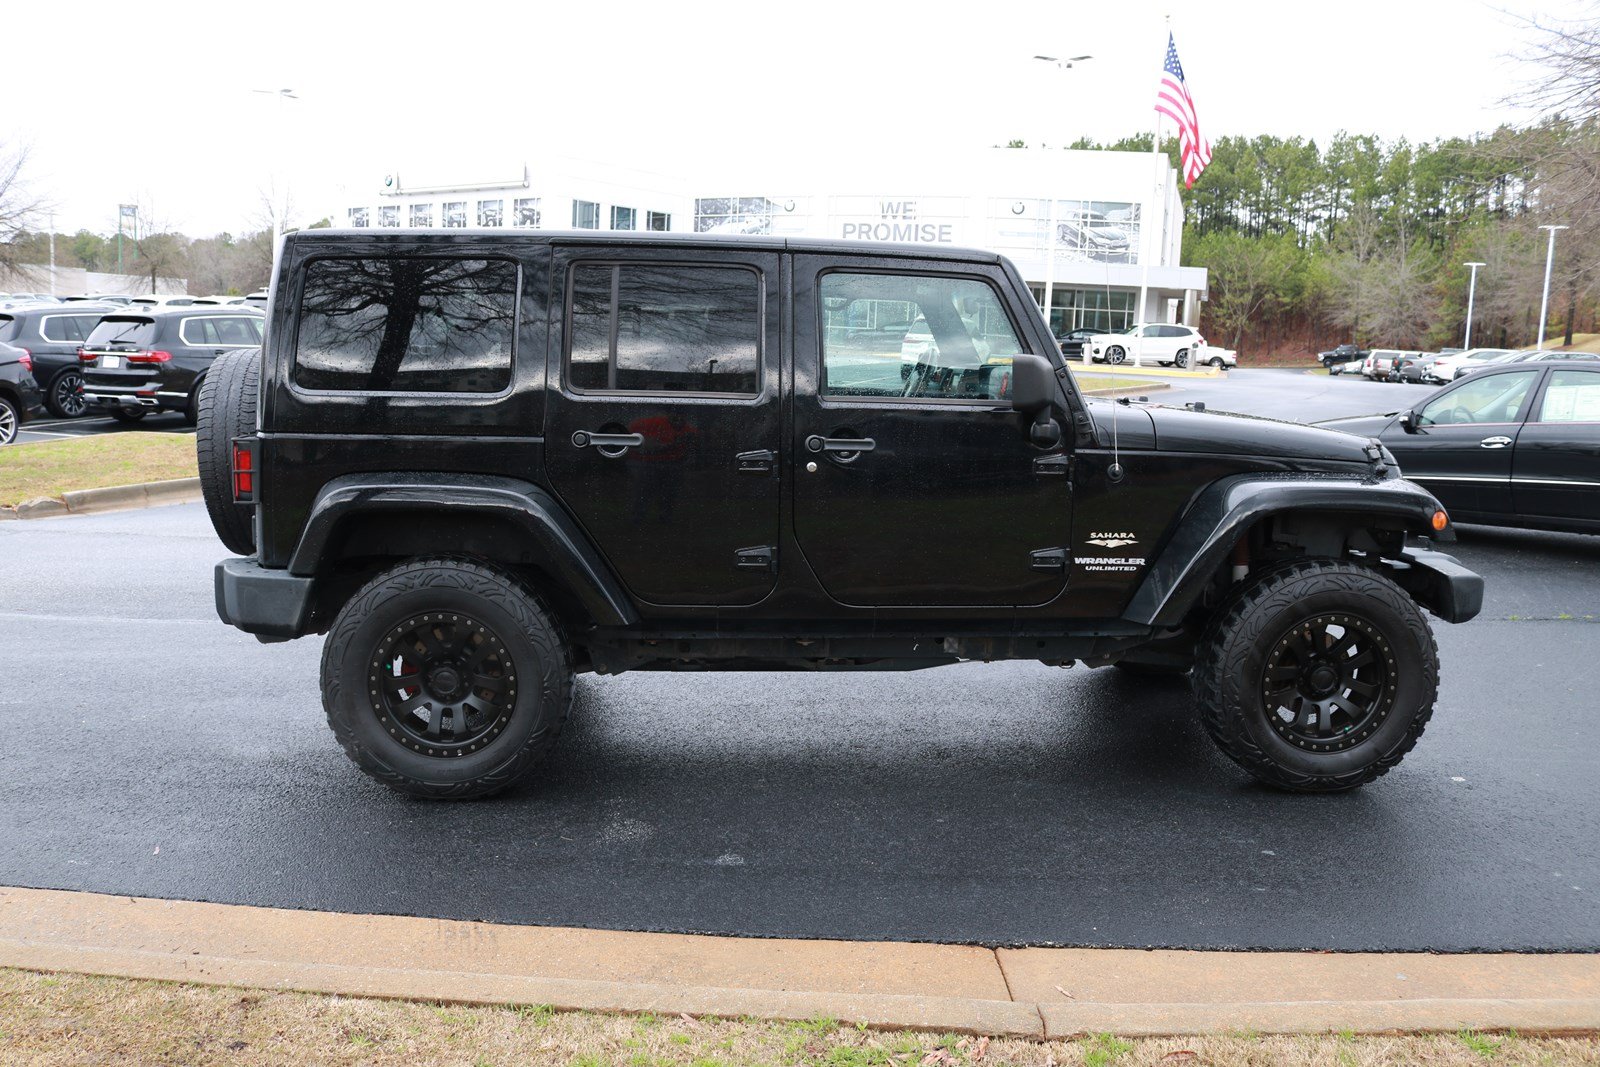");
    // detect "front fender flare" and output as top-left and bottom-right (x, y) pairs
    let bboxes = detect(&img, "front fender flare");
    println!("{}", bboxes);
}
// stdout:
(289, 472), (637, 627)
(1121, 474), (1450, 628)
